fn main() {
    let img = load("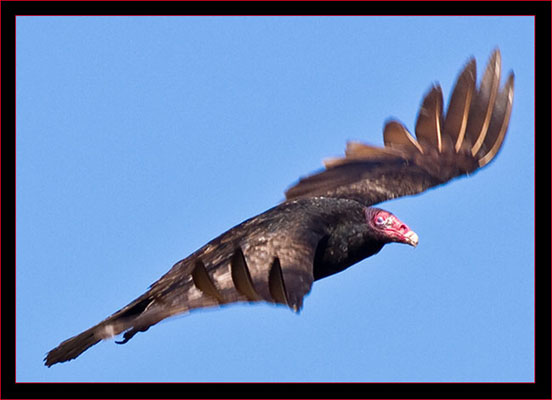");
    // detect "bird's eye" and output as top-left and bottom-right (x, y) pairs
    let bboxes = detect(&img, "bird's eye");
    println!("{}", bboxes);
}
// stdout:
(376, 216), (385, 225)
